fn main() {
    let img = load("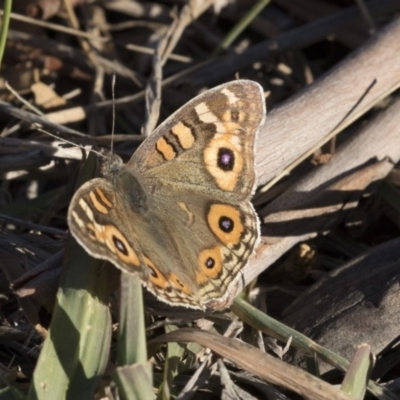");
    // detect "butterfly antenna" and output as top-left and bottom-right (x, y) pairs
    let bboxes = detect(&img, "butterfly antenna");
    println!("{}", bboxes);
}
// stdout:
(111, 72), (116, 154)
(32, 124), (105, 159)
